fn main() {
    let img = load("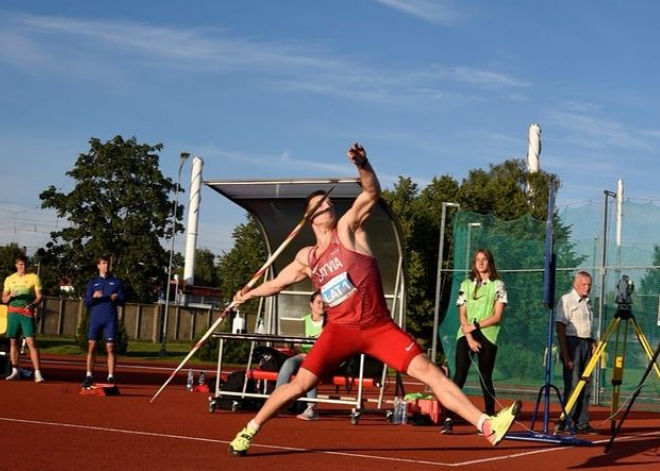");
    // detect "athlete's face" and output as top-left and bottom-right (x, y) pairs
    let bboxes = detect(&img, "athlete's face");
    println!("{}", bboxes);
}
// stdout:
(309, 195), (335, 223)
(98, 260), (109, 277)
(14, 260), (27, 275)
